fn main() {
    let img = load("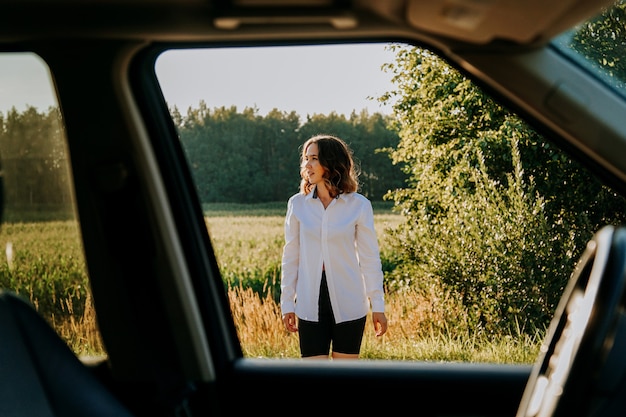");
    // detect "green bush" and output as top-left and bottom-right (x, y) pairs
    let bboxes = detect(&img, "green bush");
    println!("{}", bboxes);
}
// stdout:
(382, 46), (626, 336)
(387, 136), (567, 334)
